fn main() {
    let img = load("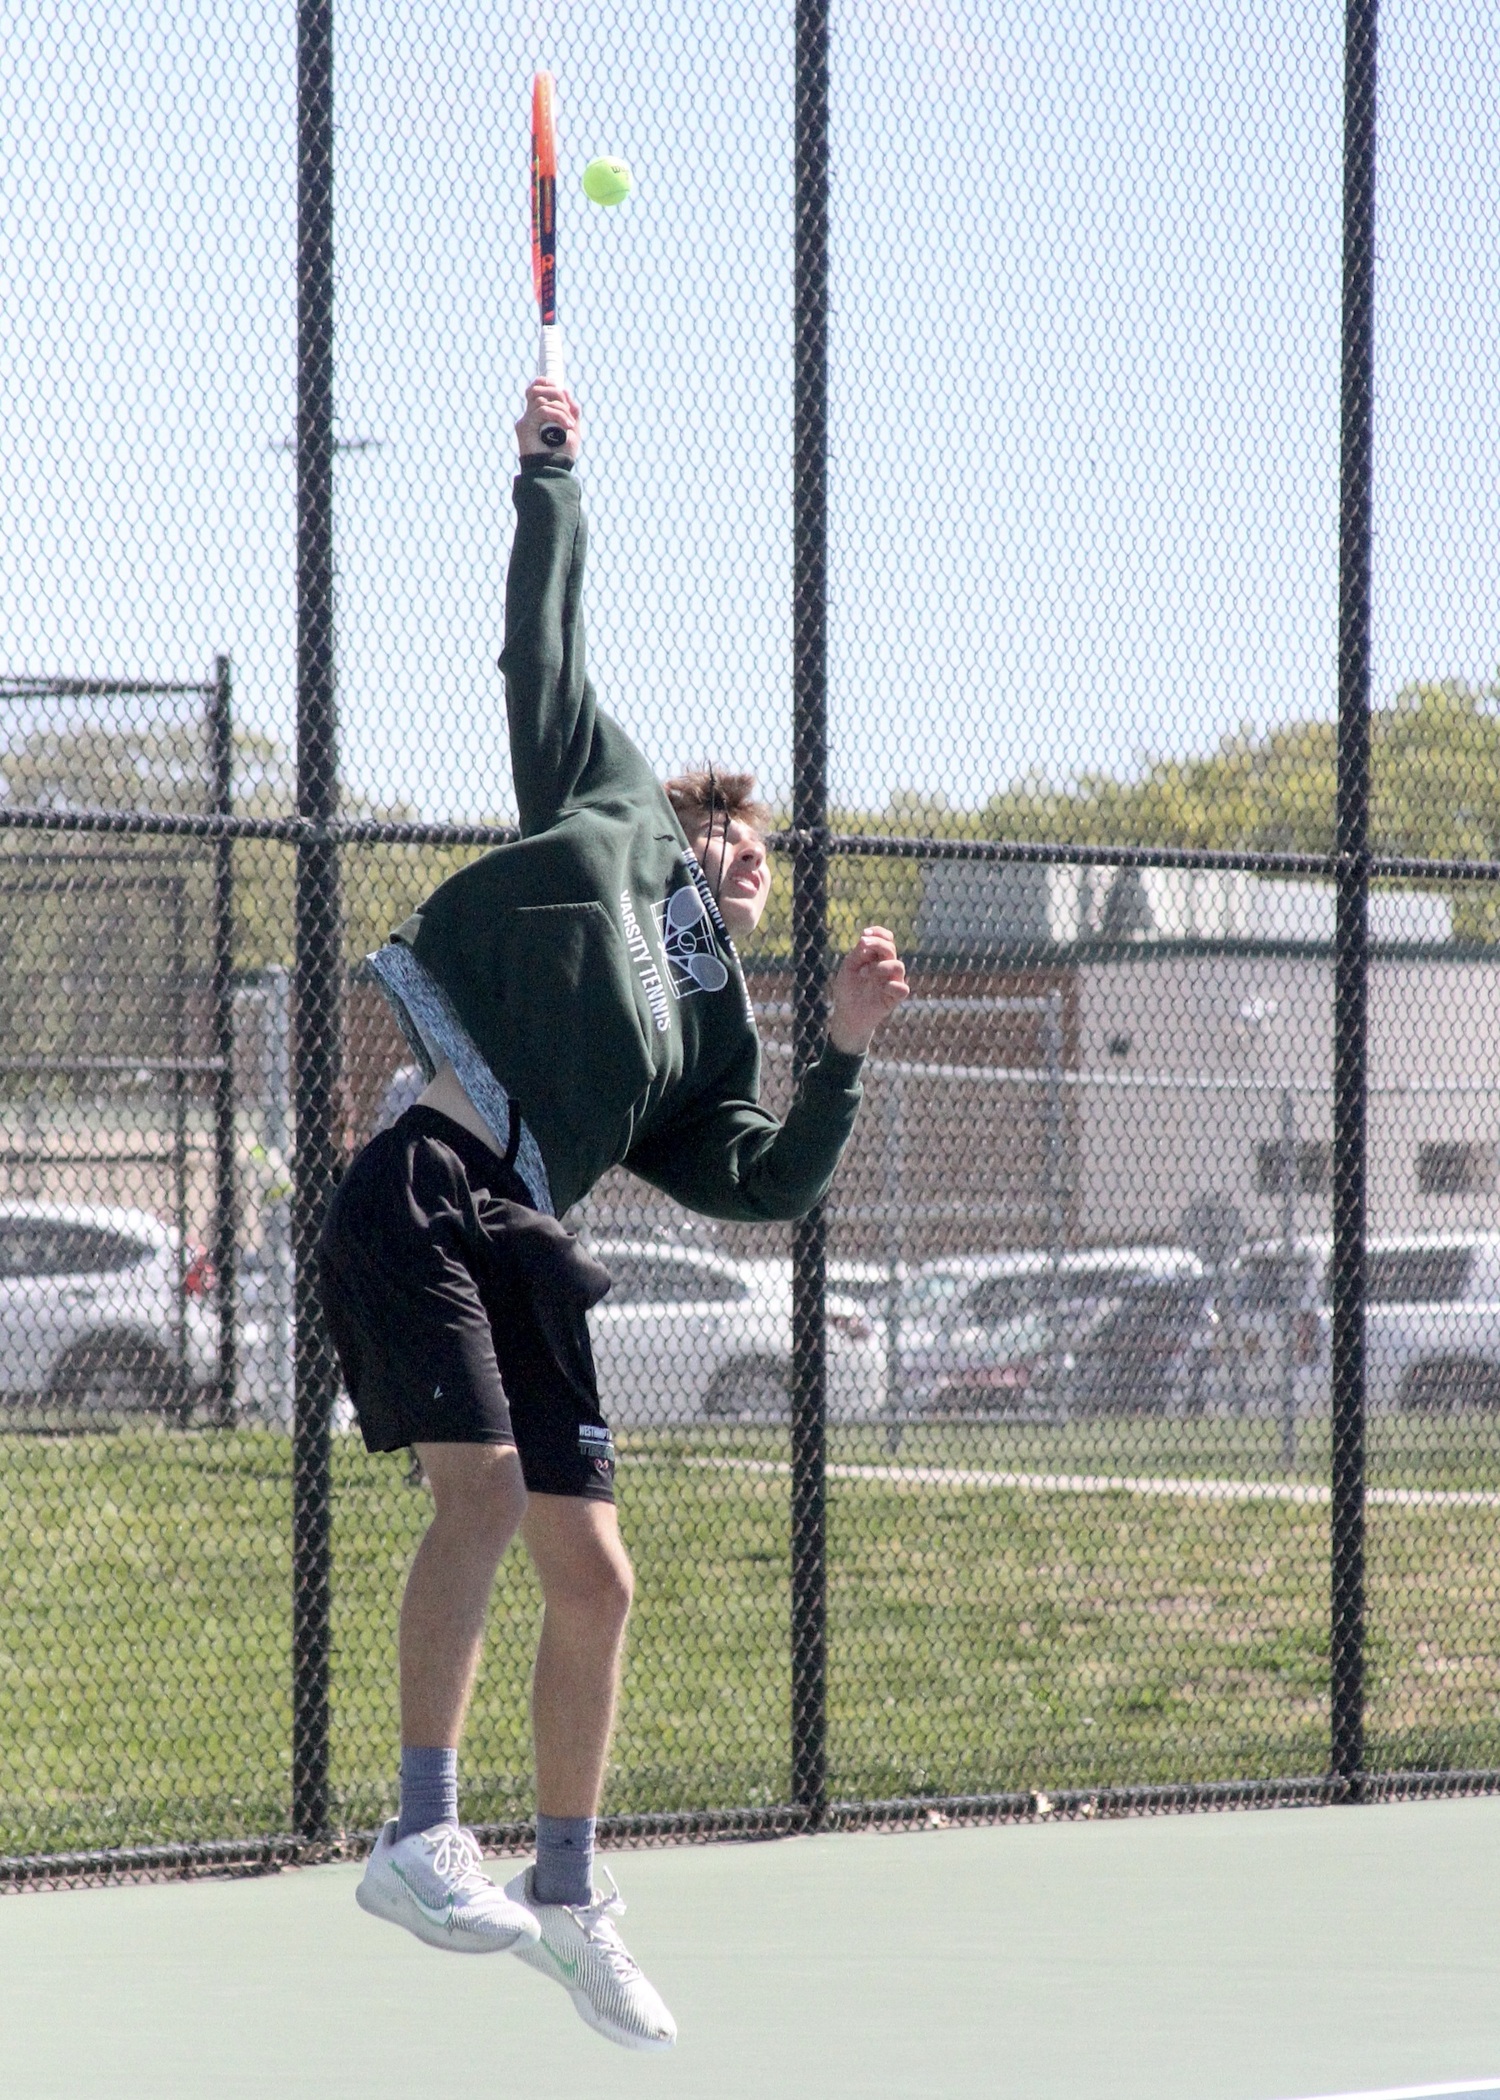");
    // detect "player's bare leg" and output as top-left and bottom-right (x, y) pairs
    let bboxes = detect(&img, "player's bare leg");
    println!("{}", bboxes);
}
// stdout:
(505, 1497), (676, 2051)
(356, 1443), (540, 1954)
(524, 1496), (634, 1814)
(400, 1442), (529, 1744)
